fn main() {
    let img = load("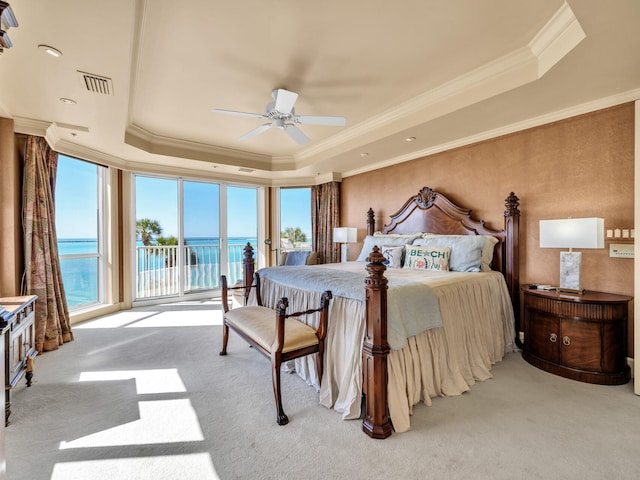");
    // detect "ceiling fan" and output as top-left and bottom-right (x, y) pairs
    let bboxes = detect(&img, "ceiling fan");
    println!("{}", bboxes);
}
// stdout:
(212, 88), (346, 145)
